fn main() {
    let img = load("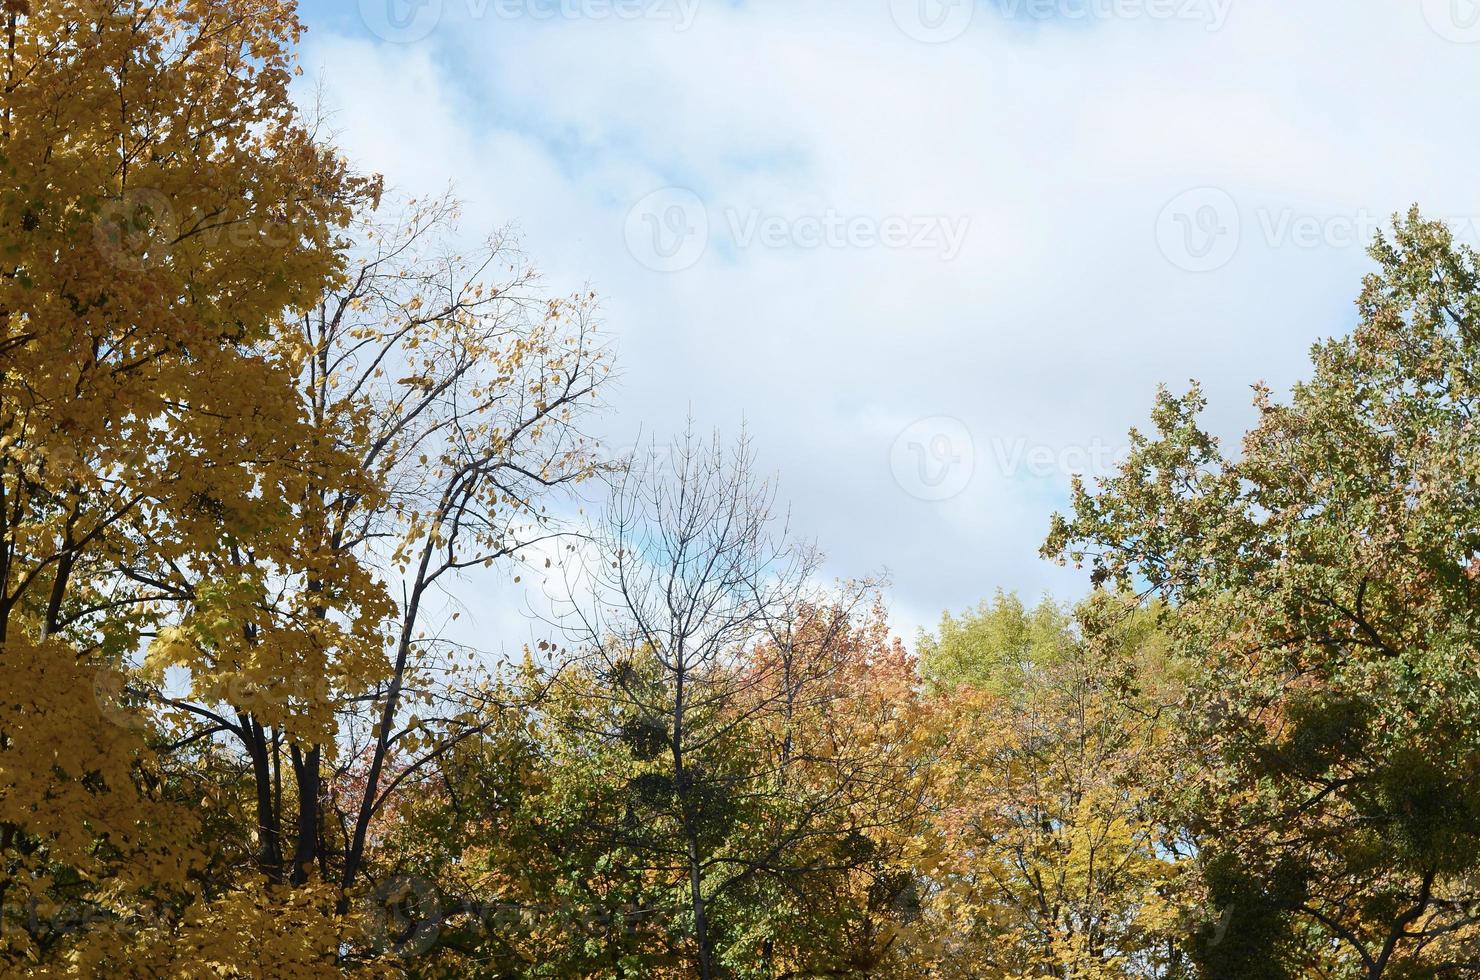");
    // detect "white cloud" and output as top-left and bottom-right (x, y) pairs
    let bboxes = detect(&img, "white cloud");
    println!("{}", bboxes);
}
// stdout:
(296, 0), (1480, 642)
